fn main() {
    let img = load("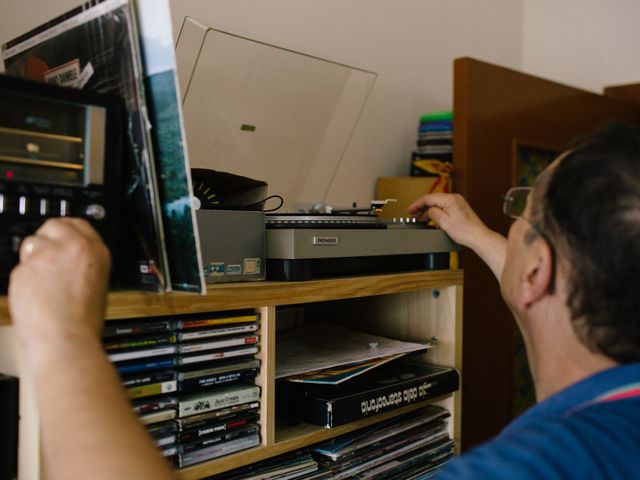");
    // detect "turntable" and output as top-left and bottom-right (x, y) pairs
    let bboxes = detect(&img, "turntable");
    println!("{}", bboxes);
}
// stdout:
(265, 204), (460, 281)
